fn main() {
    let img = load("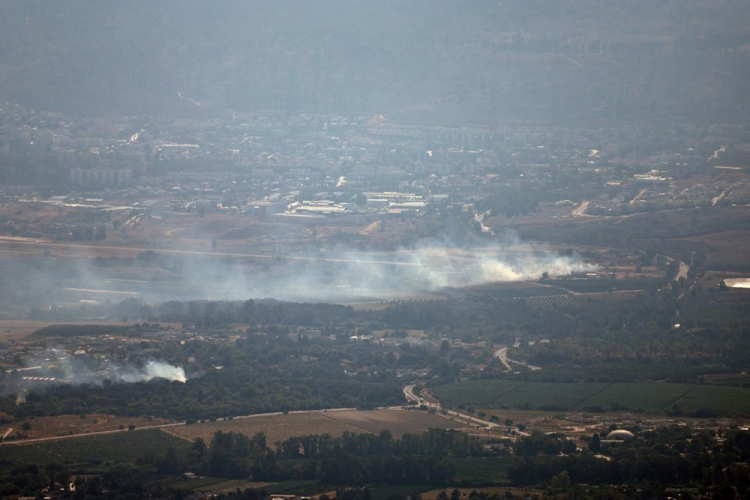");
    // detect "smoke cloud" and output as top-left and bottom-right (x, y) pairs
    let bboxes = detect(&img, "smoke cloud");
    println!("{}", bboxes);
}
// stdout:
(8, 349), (188, 391)
(0, 234), (598, 306)
(116, 360), (187, 383)
(171, 236), (598, 302)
